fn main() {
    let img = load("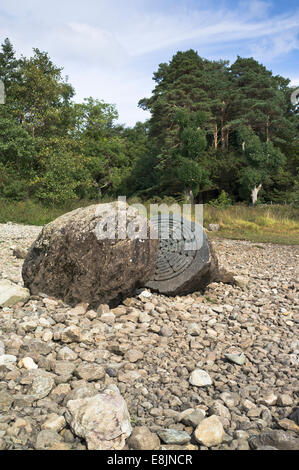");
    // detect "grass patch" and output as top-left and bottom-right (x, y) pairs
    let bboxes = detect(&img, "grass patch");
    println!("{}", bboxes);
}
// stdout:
(0, 198), (298, 245)
(204, 205), (299, 245)
(0, 199), (96, 226)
